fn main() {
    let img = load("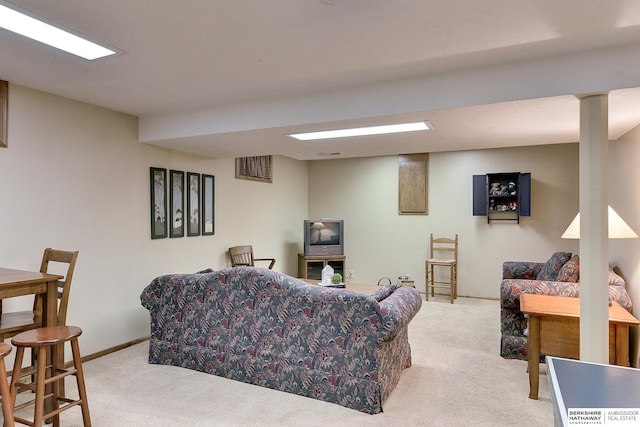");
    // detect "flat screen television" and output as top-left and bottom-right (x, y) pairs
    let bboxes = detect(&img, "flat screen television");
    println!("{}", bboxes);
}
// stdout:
(304, 219), (344, 256)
